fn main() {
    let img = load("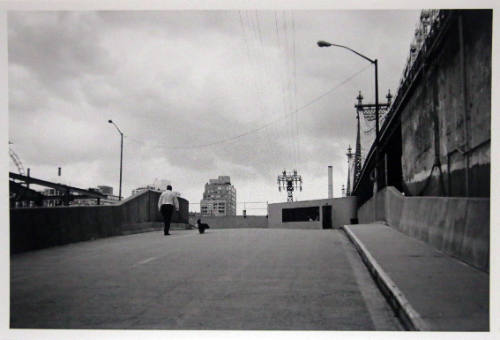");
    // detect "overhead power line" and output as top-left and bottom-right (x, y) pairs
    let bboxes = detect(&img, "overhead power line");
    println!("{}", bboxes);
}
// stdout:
(130, 63), (372, 150)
